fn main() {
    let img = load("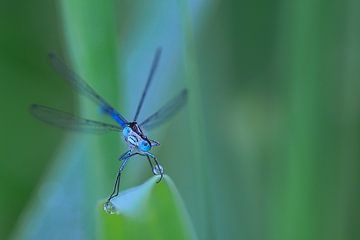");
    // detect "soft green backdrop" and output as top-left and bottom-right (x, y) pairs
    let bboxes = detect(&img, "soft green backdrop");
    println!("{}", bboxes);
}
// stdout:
(0, 0), (359, 239)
